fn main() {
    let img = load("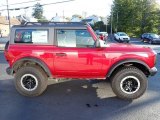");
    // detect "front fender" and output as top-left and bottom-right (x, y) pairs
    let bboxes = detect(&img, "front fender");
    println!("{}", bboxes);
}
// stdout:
(107, 59), (151, 77)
